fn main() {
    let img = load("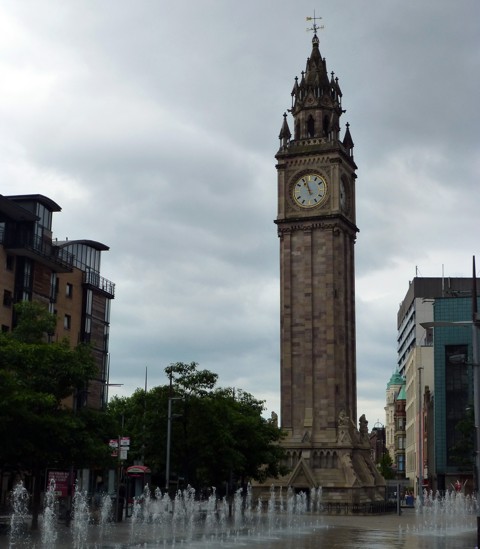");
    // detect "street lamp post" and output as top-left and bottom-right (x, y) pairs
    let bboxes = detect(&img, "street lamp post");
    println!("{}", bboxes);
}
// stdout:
(418, 365), (424, 507)
(165, 396), (183, 492)
(471, 257), (480, 544)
